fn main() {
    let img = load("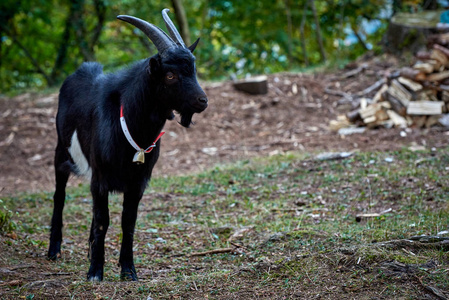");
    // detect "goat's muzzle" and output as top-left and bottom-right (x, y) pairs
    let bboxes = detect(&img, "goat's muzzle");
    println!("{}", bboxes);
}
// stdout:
(192, 96), (208, 112)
